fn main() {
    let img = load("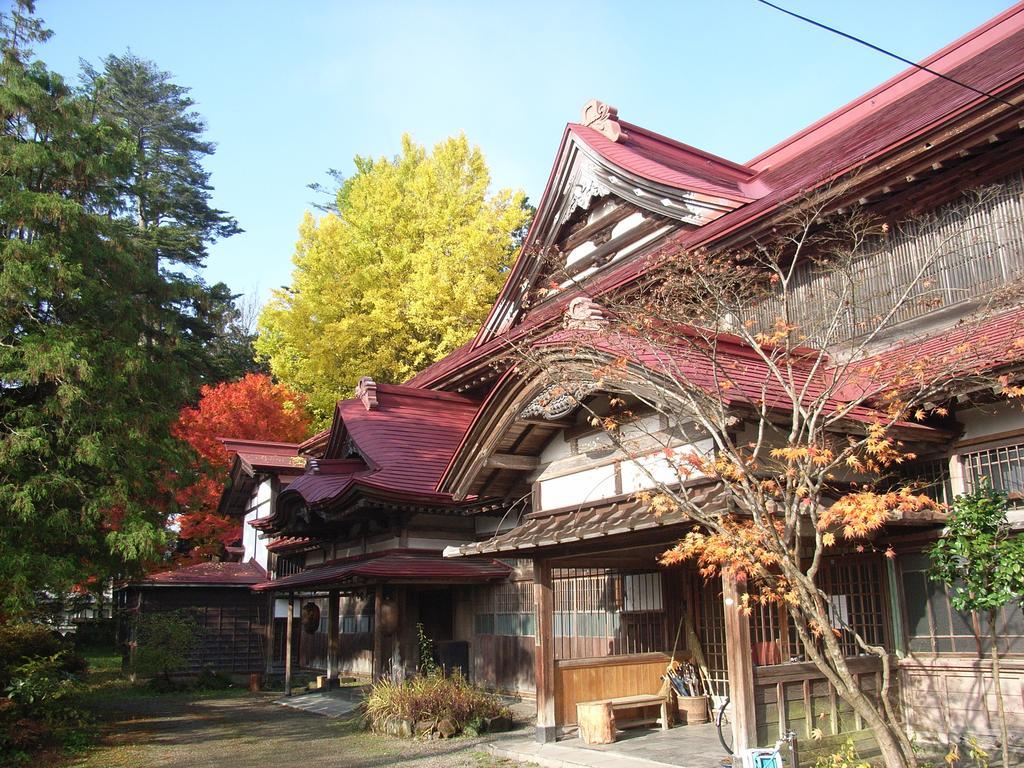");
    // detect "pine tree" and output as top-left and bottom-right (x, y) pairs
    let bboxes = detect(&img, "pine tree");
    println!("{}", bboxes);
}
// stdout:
(0, 3), (245, 612)
(81, 52), (251, 385)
